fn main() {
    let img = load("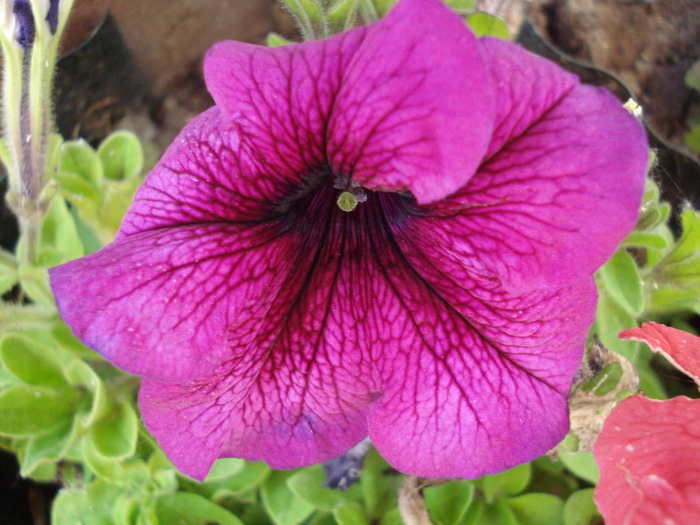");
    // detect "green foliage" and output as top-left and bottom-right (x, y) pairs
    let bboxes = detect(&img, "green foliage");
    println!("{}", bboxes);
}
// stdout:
(53, 134), (144, 245)
(466, 12), (509, 39)
(684, 59), (700, 151)
(0, 8), (695, 524)
(563, 489), (601, 525)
